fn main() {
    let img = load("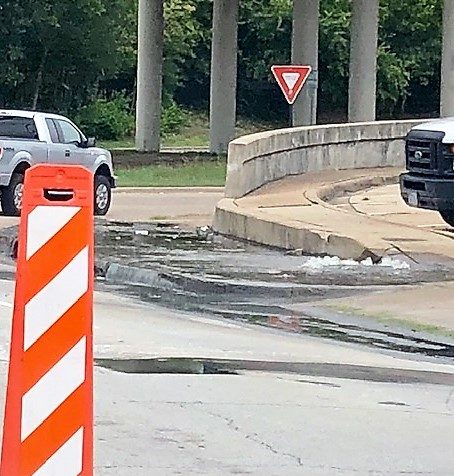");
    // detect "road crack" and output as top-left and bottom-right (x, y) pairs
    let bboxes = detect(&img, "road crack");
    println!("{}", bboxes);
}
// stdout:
(446, 388), (454, 411)
(205, 410), (304, 467)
